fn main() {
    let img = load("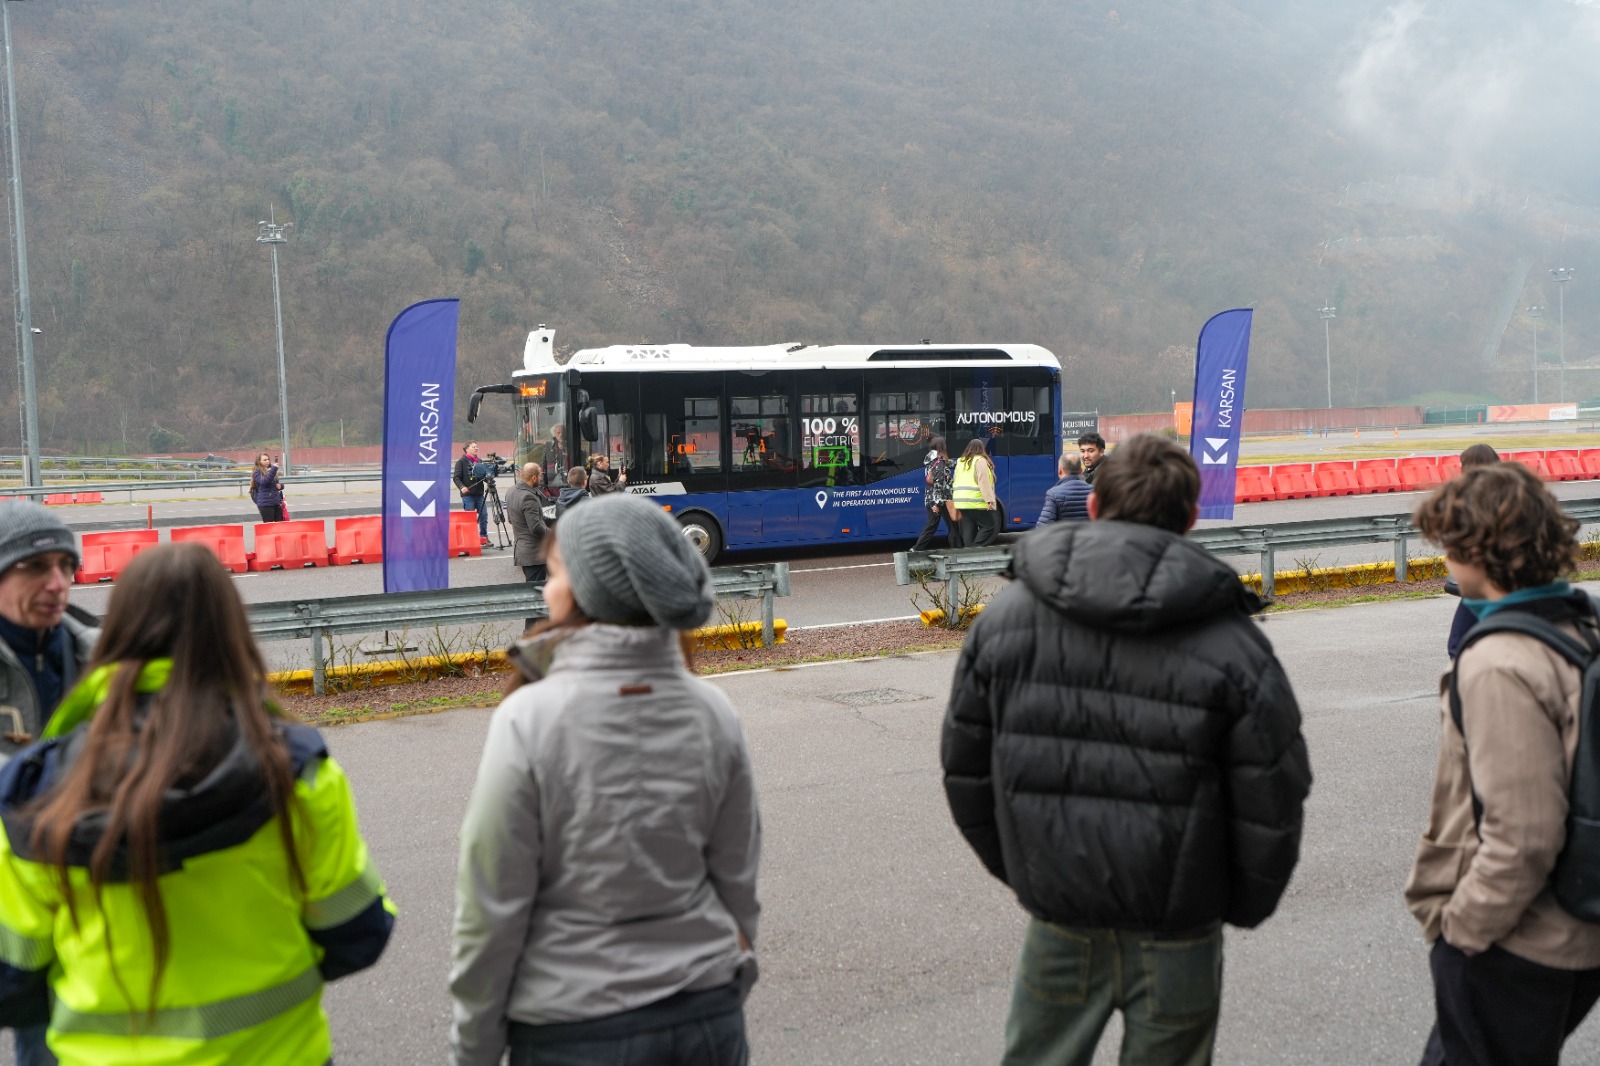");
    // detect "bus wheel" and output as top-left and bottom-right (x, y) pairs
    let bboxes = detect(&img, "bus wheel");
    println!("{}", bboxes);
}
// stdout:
(677, 512), (724, 563)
